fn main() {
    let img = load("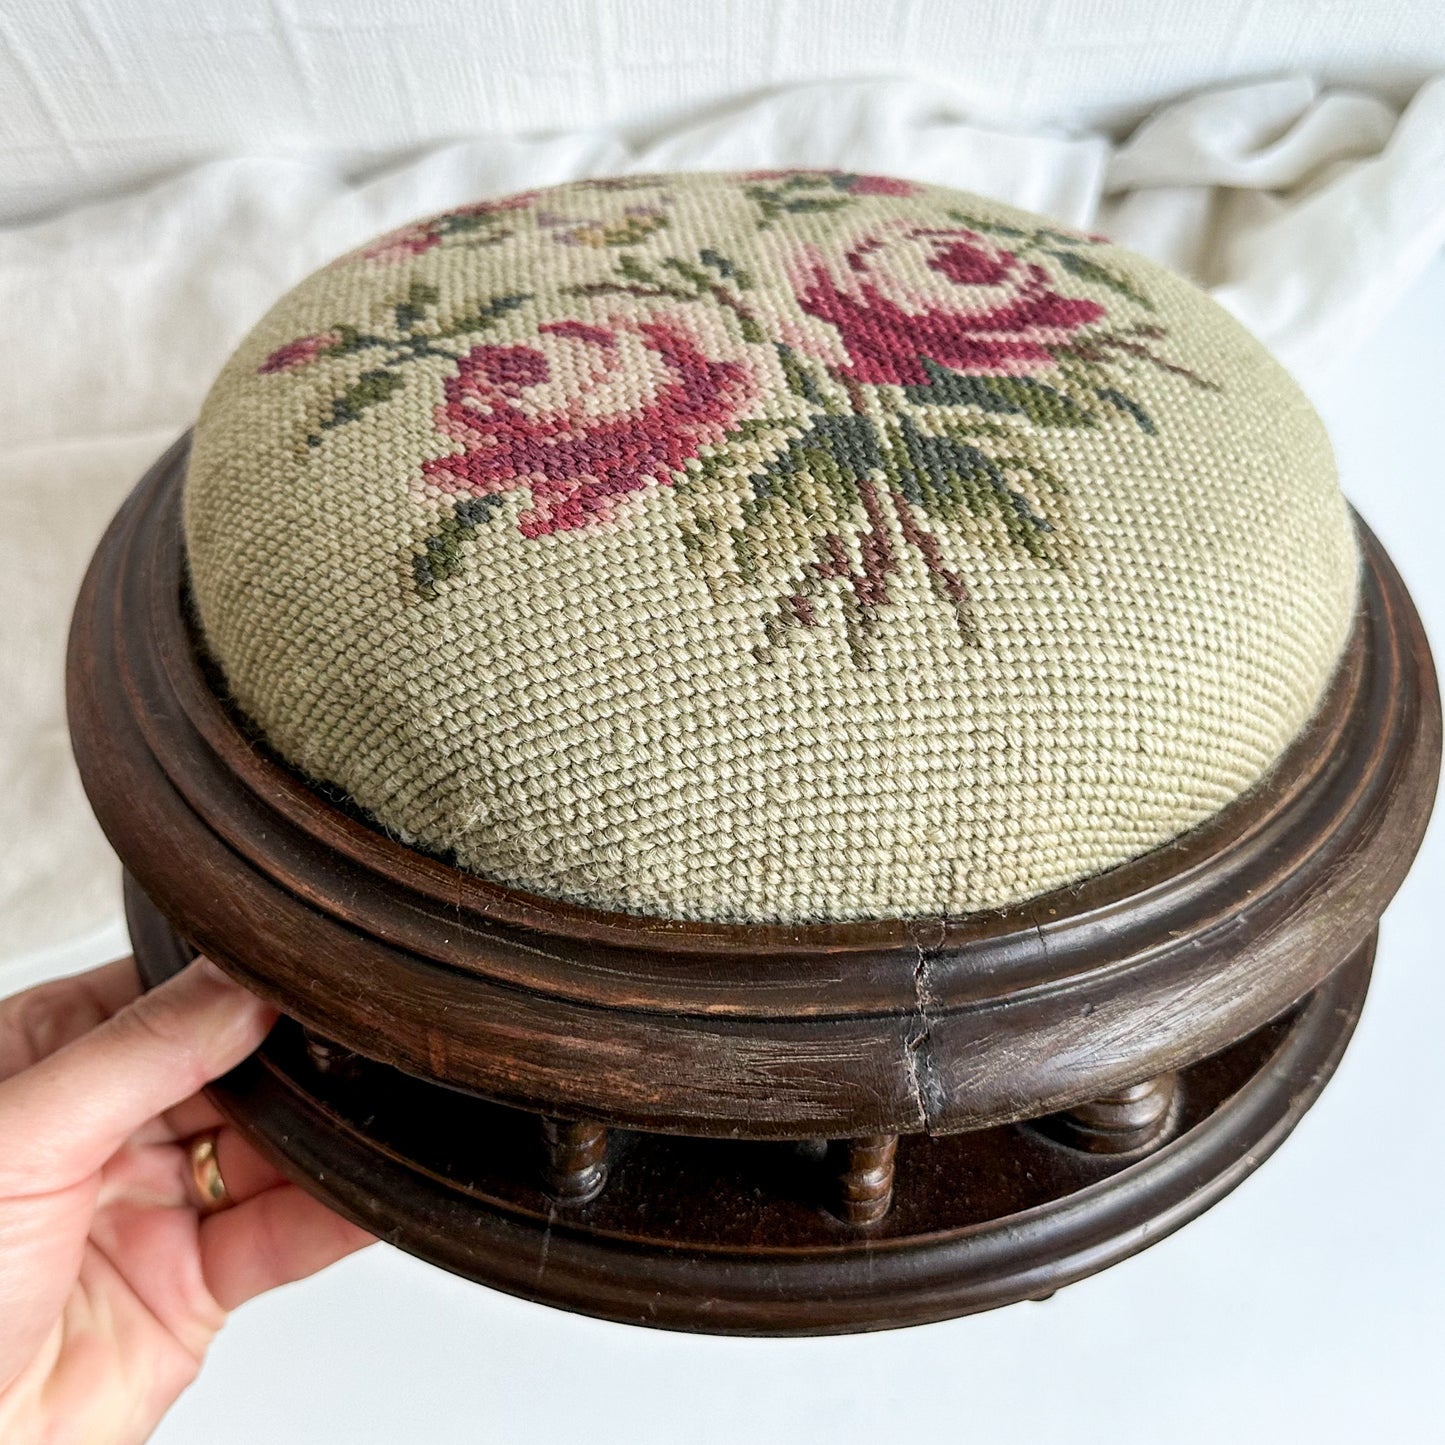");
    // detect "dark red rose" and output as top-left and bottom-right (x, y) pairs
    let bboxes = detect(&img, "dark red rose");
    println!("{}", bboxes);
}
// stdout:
(423, 314), (759, 536)
(792, 225), (1105, 385)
